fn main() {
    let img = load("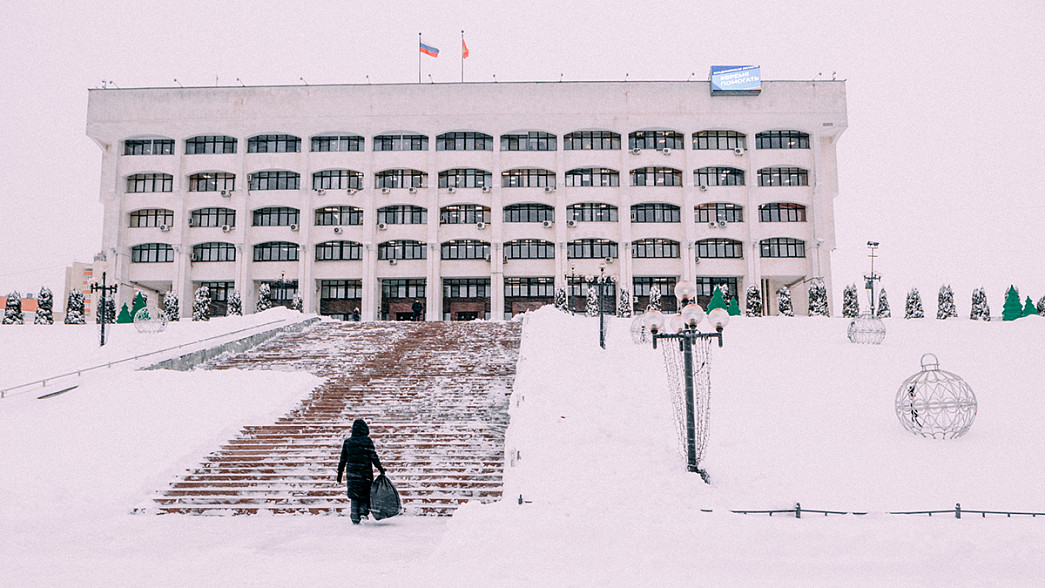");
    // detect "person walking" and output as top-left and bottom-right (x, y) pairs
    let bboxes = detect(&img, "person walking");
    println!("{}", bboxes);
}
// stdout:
(350, 308), (360, 321)
(337, 418), (385, 524)
(411, 299), (424, 321)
